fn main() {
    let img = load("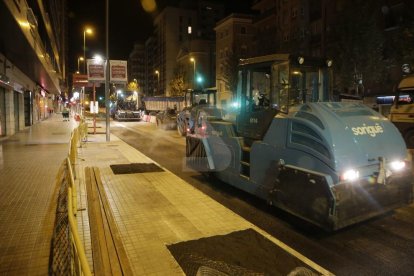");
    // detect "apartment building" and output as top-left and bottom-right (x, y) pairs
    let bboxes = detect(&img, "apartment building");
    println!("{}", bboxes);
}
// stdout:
(143, 0), (224, 96)
(128, 43), (145, 93)
(215, 14), (254, 106)
(150, 6), (197, 96)
(0, 0), (67, 137)
(144, 36), (157, 96)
